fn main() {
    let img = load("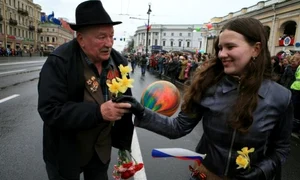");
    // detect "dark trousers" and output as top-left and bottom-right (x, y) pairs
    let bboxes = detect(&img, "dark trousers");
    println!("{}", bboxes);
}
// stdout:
(141, 65), (146, 75)
(46, 151), (110, 180)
